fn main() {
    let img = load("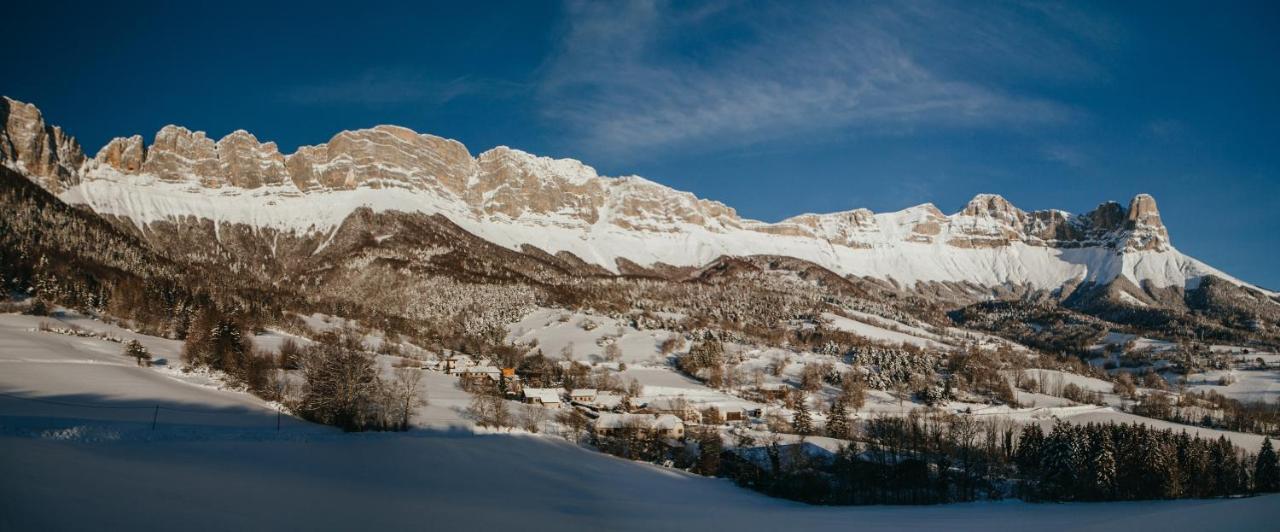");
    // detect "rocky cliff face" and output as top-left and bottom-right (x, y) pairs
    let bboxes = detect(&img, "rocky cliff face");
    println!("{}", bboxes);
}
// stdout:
(0, 90), (1160, 255)
(0, 96), (1239, 298)
(0, 97), (85, 192)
